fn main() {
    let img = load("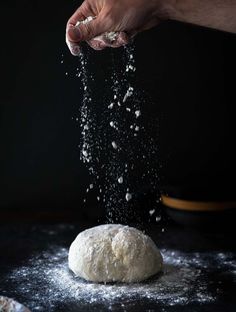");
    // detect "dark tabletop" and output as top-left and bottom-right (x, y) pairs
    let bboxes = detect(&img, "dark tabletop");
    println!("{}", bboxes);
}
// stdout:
(0, 222), (235, 312)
